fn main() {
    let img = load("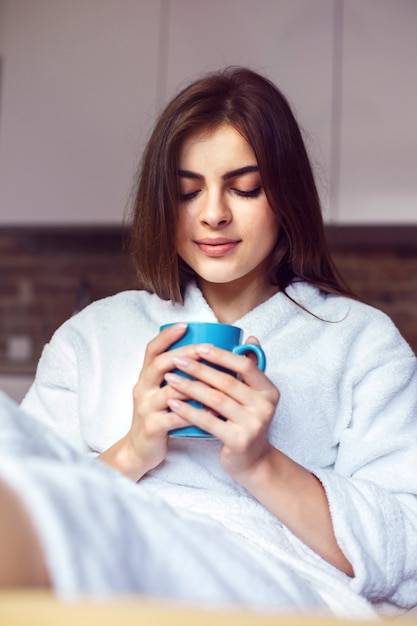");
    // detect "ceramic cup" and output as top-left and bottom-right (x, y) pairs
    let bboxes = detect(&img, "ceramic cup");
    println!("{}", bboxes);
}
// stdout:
(161, 322), (266, 438)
